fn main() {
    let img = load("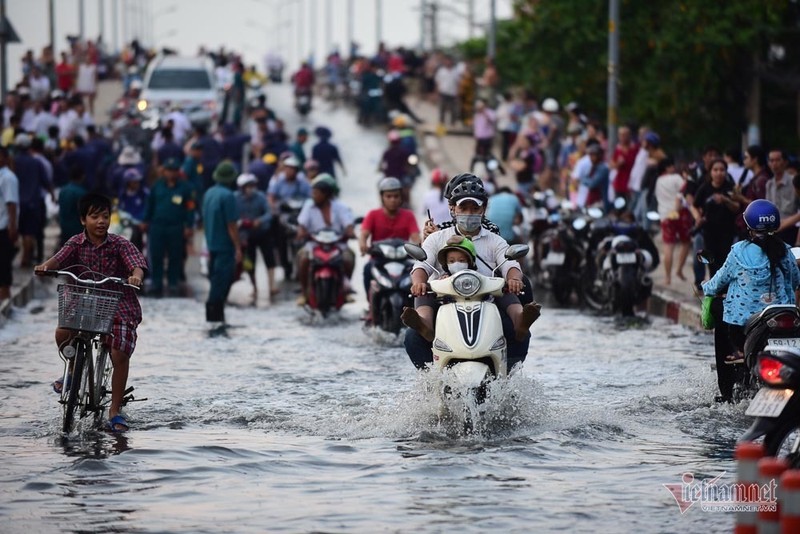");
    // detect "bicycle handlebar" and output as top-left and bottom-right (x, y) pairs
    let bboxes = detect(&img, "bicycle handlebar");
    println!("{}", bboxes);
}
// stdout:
(35, 269), (140, 290)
